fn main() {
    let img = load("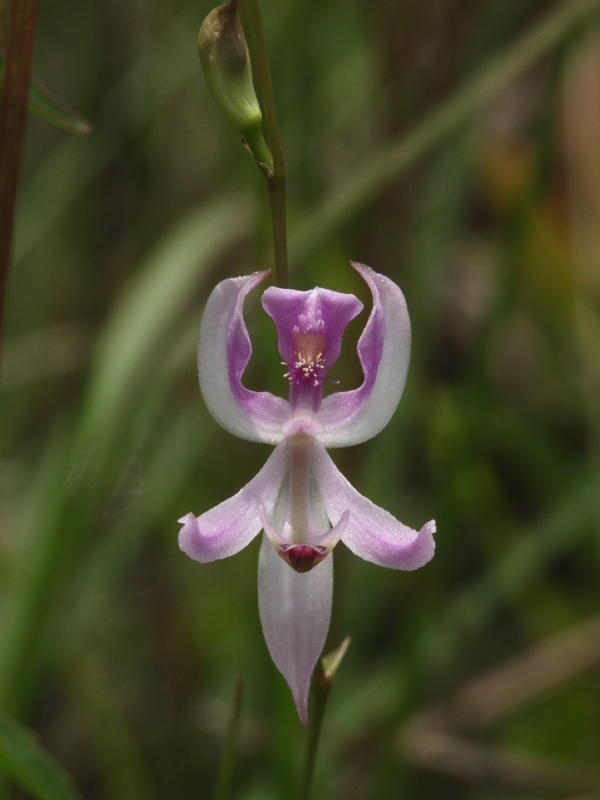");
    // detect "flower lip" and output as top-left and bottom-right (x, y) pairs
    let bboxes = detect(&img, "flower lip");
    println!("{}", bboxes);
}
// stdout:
(261, 285), (363, 380)
(278, 544), (329, 573)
